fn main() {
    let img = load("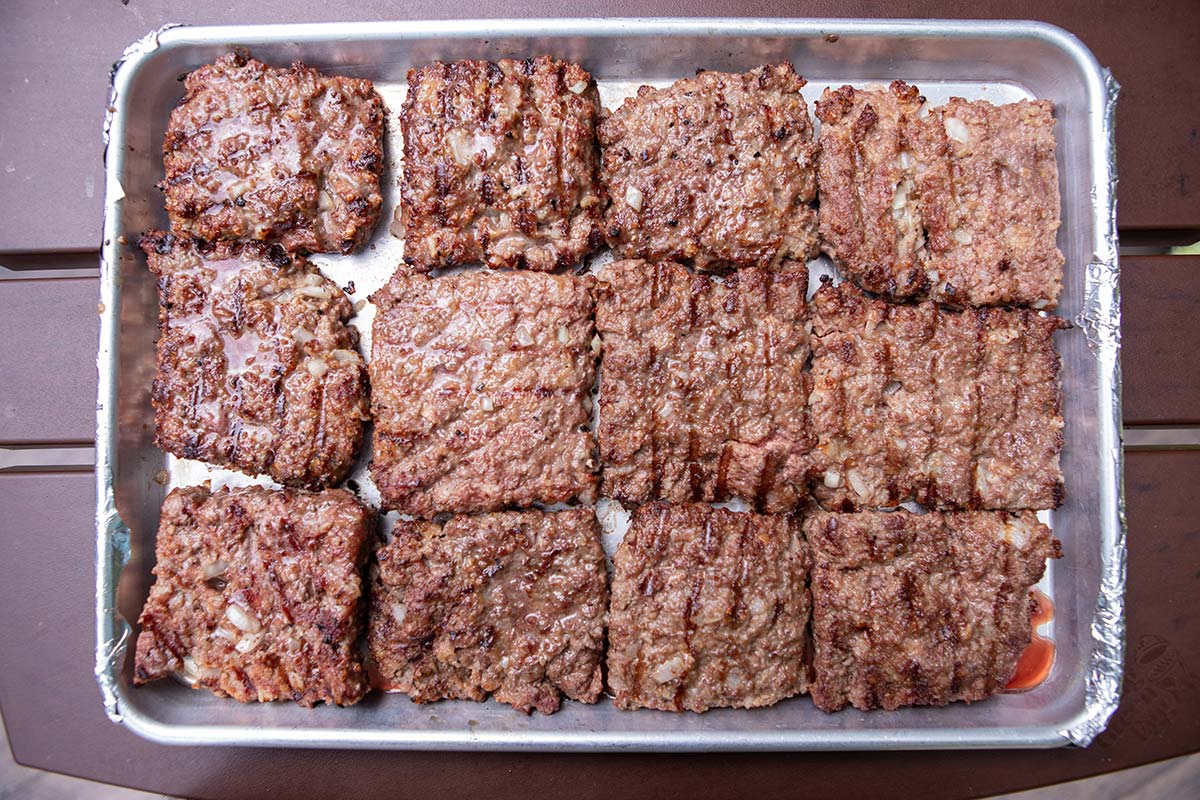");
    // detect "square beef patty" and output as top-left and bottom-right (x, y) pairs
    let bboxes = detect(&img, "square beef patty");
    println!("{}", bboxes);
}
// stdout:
(398, 57), (604, 271)
(805, 509), (1060, 711)
(596, 260), (814, 513)
(369, 269), (597, 516)
(143, 232), (368, 489)
(599, 63), (819, 271)
(368, 509), (607, 714)
(816, 81), (1063, 308)
(134, 485), (374, 707)
(608, 503), (811, 712)
(809, 281), (1065, 511)
(161, 52), (384, 254)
